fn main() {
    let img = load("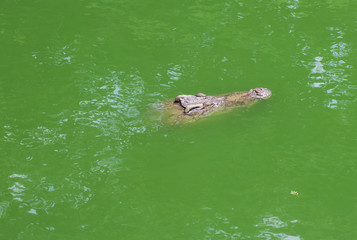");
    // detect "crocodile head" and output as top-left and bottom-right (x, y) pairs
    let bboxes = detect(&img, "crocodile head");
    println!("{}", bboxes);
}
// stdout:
(248, 88), (272, 99)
